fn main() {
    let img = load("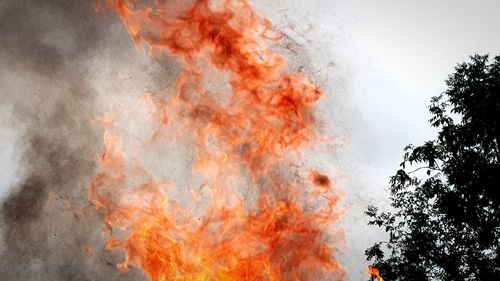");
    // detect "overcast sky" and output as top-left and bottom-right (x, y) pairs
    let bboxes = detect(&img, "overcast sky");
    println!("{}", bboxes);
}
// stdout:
(1, 0), (500, 280)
